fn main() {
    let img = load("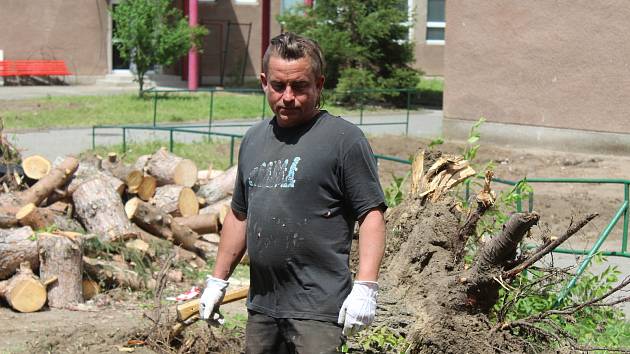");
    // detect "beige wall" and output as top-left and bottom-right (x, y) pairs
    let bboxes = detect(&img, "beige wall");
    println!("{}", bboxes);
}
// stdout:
(444, 1), (630, 134)
(411, 0), (444, 76)
(0, 0), (109, 78)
